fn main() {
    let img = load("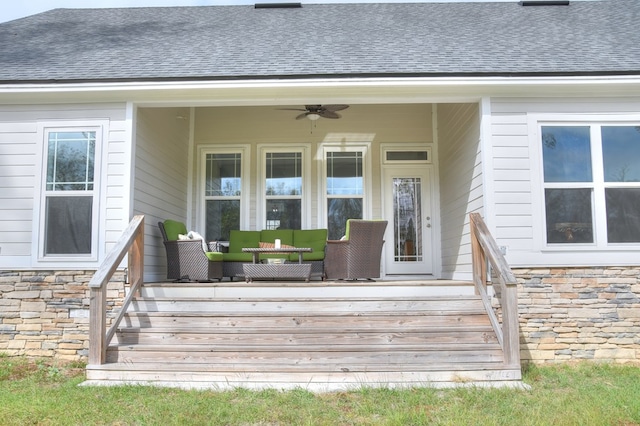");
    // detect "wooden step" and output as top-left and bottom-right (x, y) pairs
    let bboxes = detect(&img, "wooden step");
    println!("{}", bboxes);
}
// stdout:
(114, 329), (498, 346)
(84, 365), (524, 391)
(139, 280), (478, 299)
(130, 296), (487, 314)
(85, 289), (523, 391)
